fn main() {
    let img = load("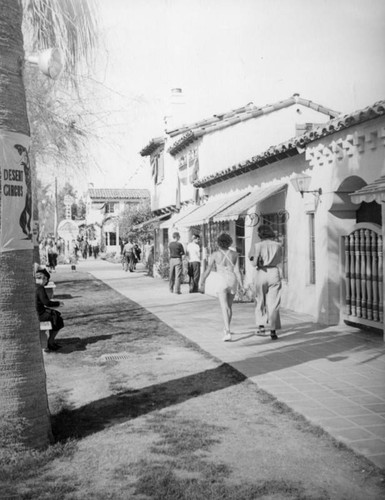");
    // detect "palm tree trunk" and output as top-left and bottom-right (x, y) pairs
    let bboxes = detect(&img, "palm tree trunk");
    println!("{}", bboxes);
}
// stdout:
(0, 0), (52, 449)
